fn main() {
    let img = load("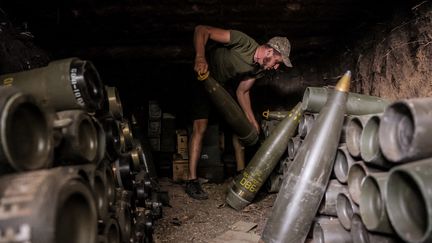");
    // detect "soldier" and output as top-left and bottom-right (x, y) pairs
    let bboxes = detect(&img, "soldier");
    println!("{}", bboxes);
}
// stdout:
(186, 25), (292, 200)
